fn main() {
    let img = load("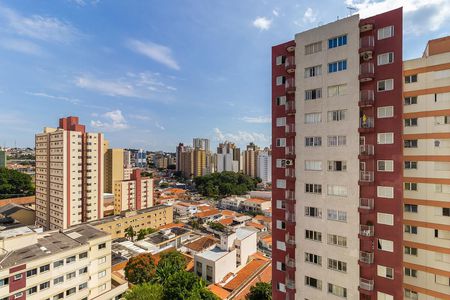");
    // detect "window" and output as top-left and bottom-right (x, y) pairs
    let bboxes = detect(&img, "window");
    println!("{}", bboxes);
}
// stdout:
(276, 261), (286, 272)
(276, 241), (286, 251)
(377, 52), (394, 65)
(276, 159), (286, 168)
(276, 138), (286, 147)
(40, 281), (50, 290)
(98, 270), (106, 278)
(377, 133), (394, 144)
(305, 65), (322, 78)
(305, 112), (322, 124)
(404, 96), (418, 105)
(377, 79), (394, 91)
(377, 106), (394, 118)
(66, 287), (76, 296)
(377, 160), (394, 172)
(405, 182), (418, 191)
(40, 264), (50, 273)
(305, 230), (322, 242)
(305, 206), (322, 218)
(405, 225), (418, 234)
(0, 278), (9, 287)
(276, 179), (286, 189)
(377, 265), (394, 279)
(328, 161), (346, 171)
(305, 183), (322, 194)
(13, 274), (22, 281)
(276, 200), (285, 209)
(276, 76), (285, 86)
(53, 293), (64, 300)
(277, 282), (286, 292)
(405, 268), (418, 278)
(404, 289), (418, 299)
(377, 213), (394, 226)
(404, 204), (418, 213)
(276, 220), (286, 230)
(99, 256), (107, 264)
(327, 234), (347, 247)
(378, 26), (394, 40)
(405, 246), (418, 256)
(404, 161), (418, 169)
(328, 283), (347, 298)
(79, 266), (88, 274)
(328, 35), (347, 48)
(443, 207), (450, 216)
(305, 136), (322, 147)
(305, 276), (322, 289)
(377, 186), (394, 198)
(305, 41), (322, 54)
(54, 276), (64, 285)
(79, 282), (88, 290)
(377, 239), (394, 252)
(328, 258), (347, 273)
(328, 135), (346, 146)
(327, 185), (347, 197)
(99, 284), (106, 291)
(276, 117), (286, 127)
(327, 209), (347, 222)
(327, 110), (346, 122)
(66, 271), (76, 280)
(276, 96), (286, 106)
(66, 256), (76, 264)
(404, 140), (418, 148)
(405, 118), (418, 127)
(328, 60), (347, 73)
(305, 252), (322, 265)
(305, 88), (322, 100)
(328, 84), (346, 97)
(405, 74), (418, 83)
(27, 286), (37, 295)
(305, 160), (322, 171)
(275, 55), (285, 65)
(435, 116), (450, 125)
(54, 260), (64, 268)
(14, 293), (23, 300)
(26, 268), (37, 277)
